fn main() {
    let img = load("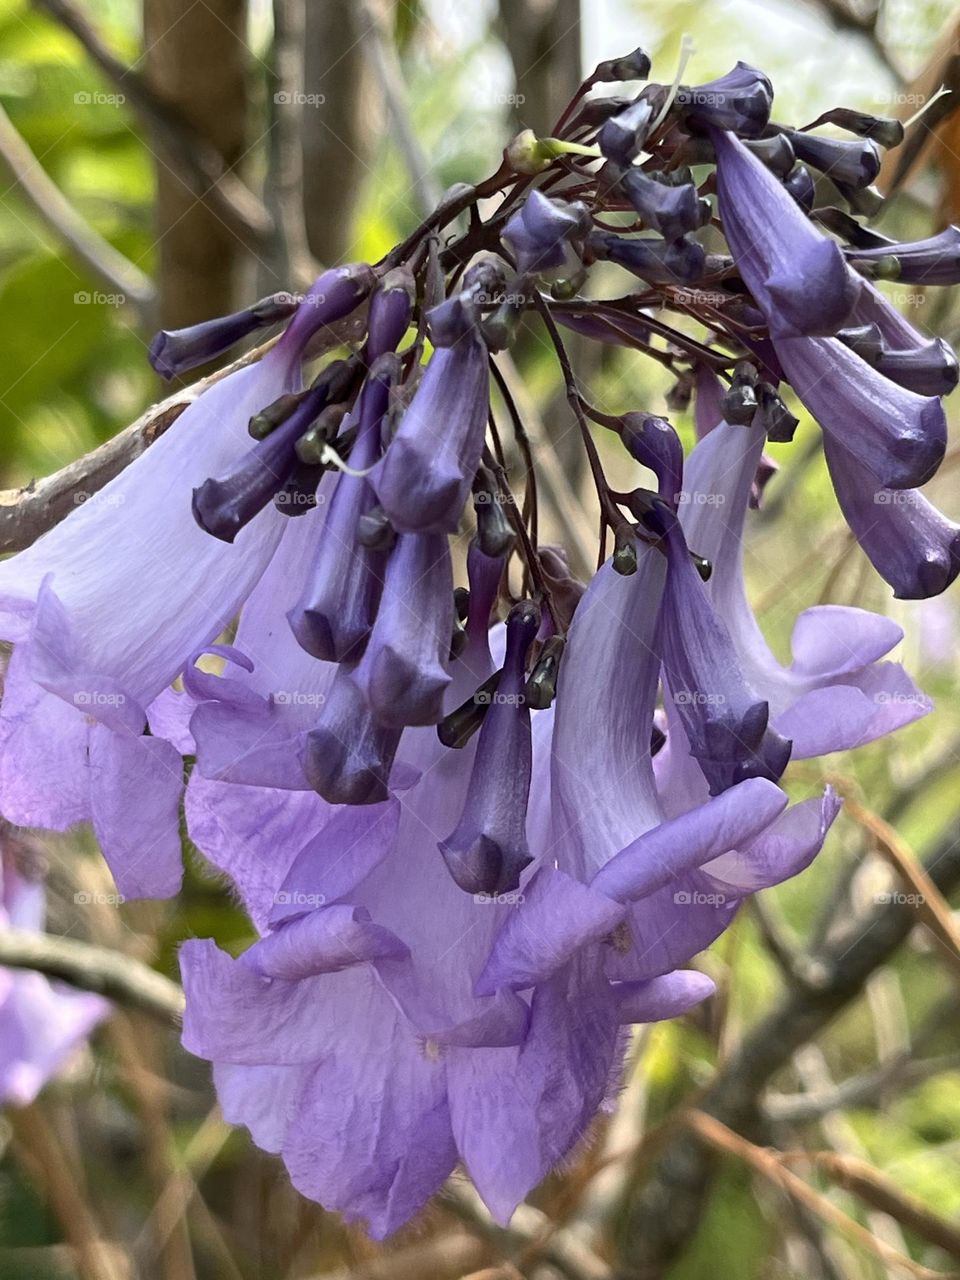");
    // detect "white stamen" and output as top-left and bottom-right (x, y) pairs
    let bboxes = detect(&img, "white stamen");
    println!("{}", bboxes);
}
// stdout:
(903, 85), (950, 131)
(652, 33), (696, 133)
(320, 444), (376, 477)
